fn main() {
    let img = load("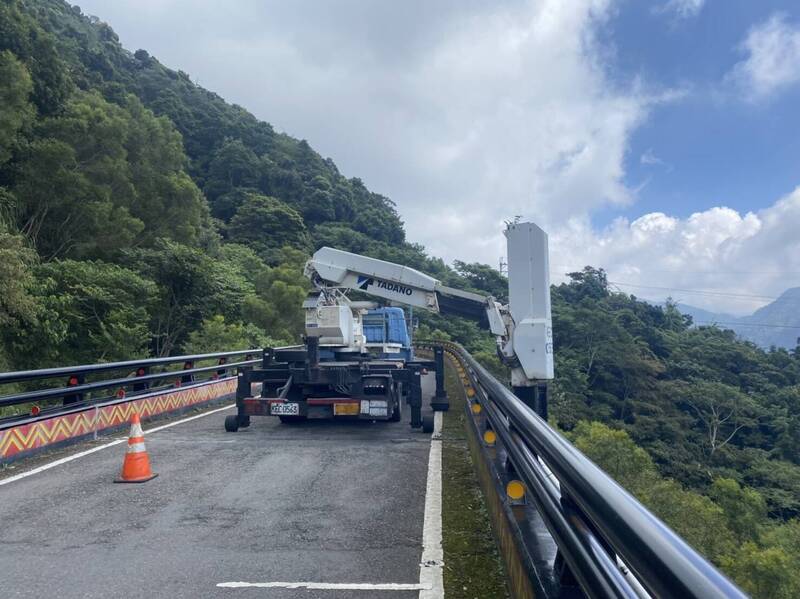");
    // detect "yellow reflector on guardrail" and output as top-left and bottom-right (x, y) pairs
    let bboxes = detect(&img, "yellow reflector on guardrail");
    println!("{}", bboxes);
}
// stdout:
(506, 480), (525, 502)
(471, 402), (482, 414)
(483, 430), (496, 446)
